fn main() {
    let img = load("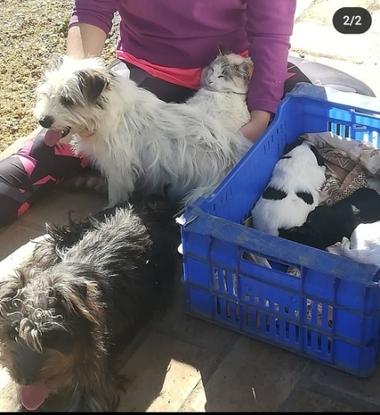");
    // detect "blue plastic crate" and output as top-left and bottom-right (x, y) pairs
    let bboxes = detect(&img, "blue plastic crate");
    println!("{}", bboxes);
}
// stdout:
(178, 83), (380, 378)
